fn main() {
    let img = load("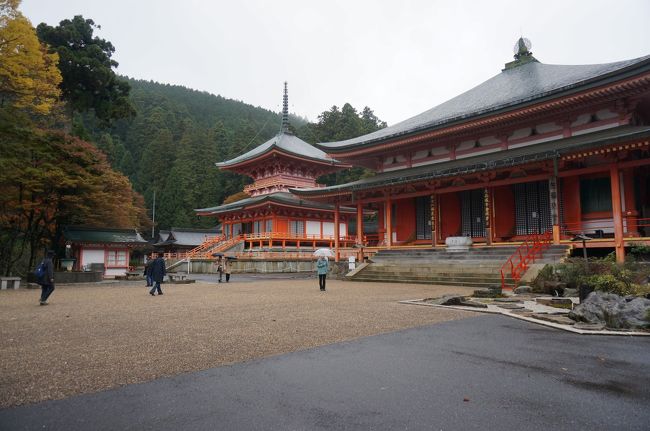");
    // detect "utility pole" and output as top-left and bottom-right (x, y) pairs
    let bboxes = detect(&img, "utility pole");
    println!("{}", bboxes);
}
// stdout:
(151, 190), (156, 239)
